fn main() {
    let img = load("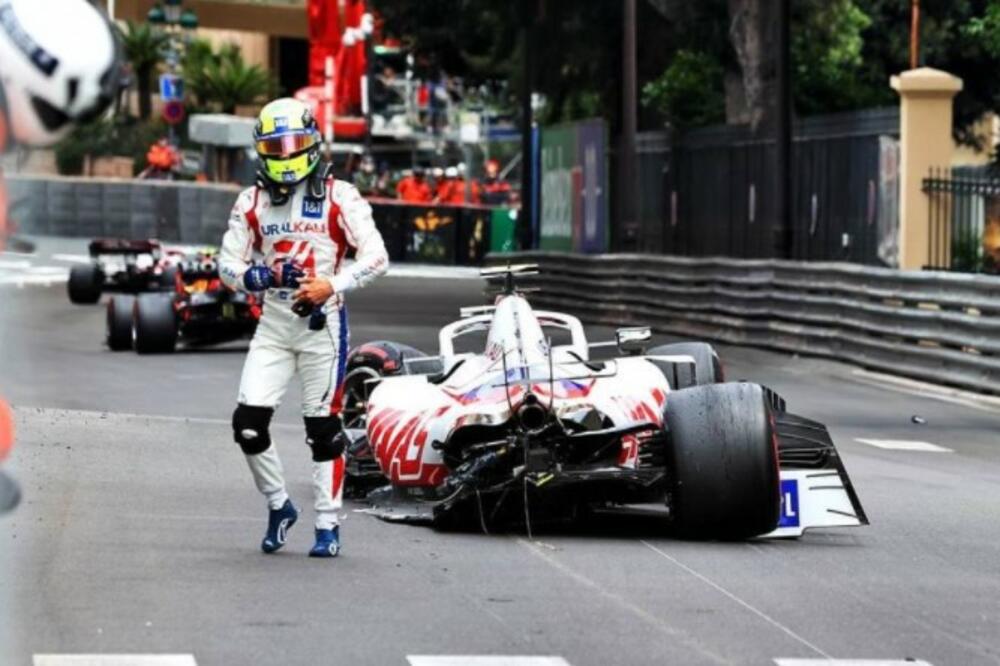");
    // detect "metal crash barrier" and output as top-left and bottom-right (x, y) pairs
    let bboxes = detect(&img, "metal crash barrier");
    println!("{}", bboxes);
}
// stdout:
(488, 251), (1000, 395)
(5, 175), (517, 265)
